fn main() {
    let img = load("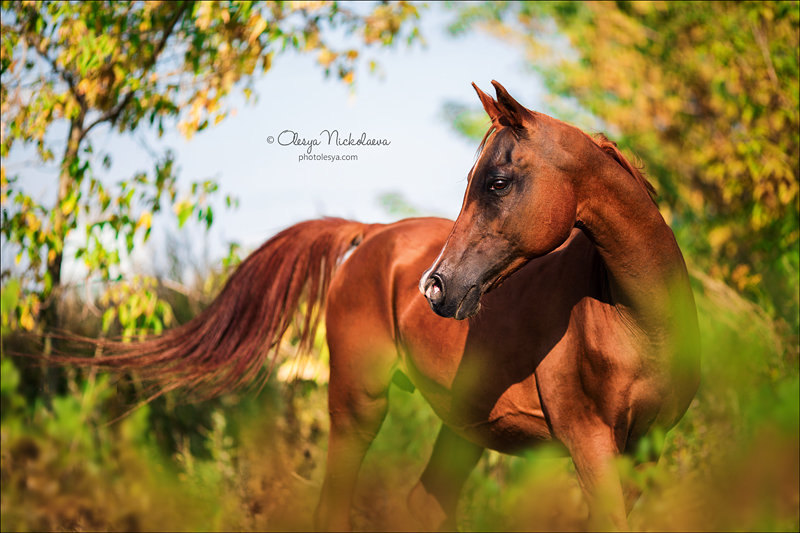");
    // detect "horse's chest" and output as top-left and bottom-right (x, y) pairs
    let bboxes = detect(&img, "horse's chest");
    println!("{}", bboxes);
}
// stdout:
(449, 380), (555, 454)
(406, 351), (554, 453)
